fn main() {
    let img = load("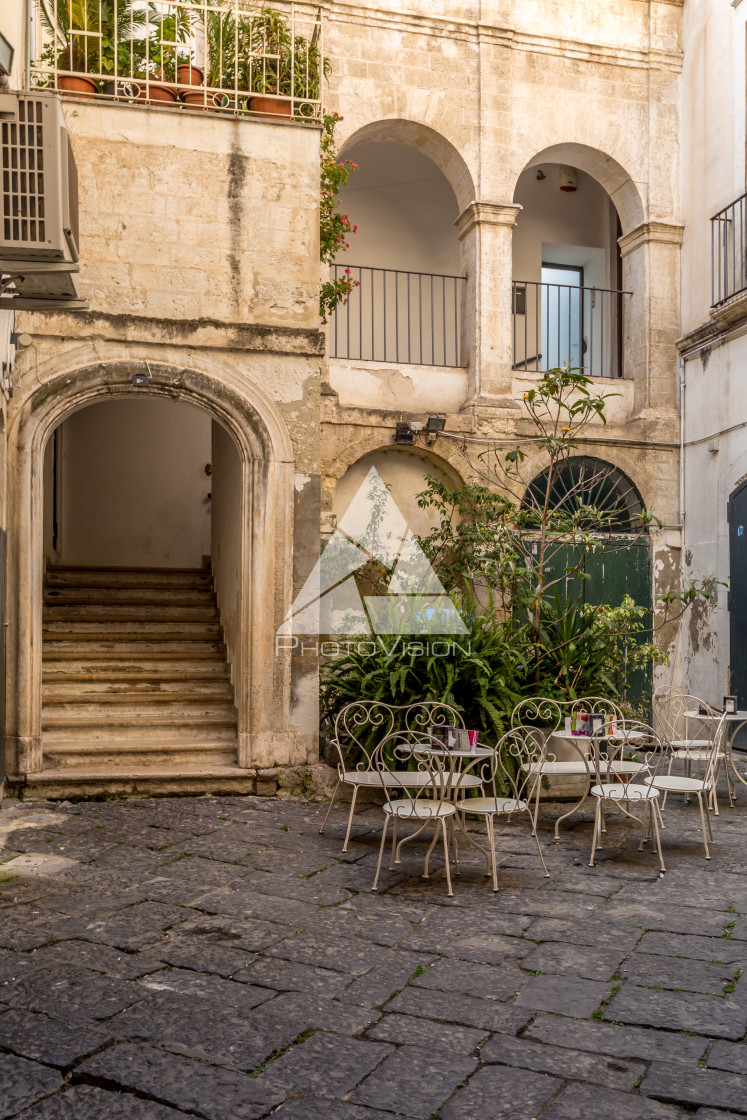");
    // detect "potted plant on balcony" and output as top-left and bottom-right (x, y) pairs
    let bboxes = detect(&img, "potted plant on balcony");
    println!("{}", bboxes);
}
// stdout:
(243, 7), (328, 119)
(36, 0), (148, 96)
(143, 6), (194, 103)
